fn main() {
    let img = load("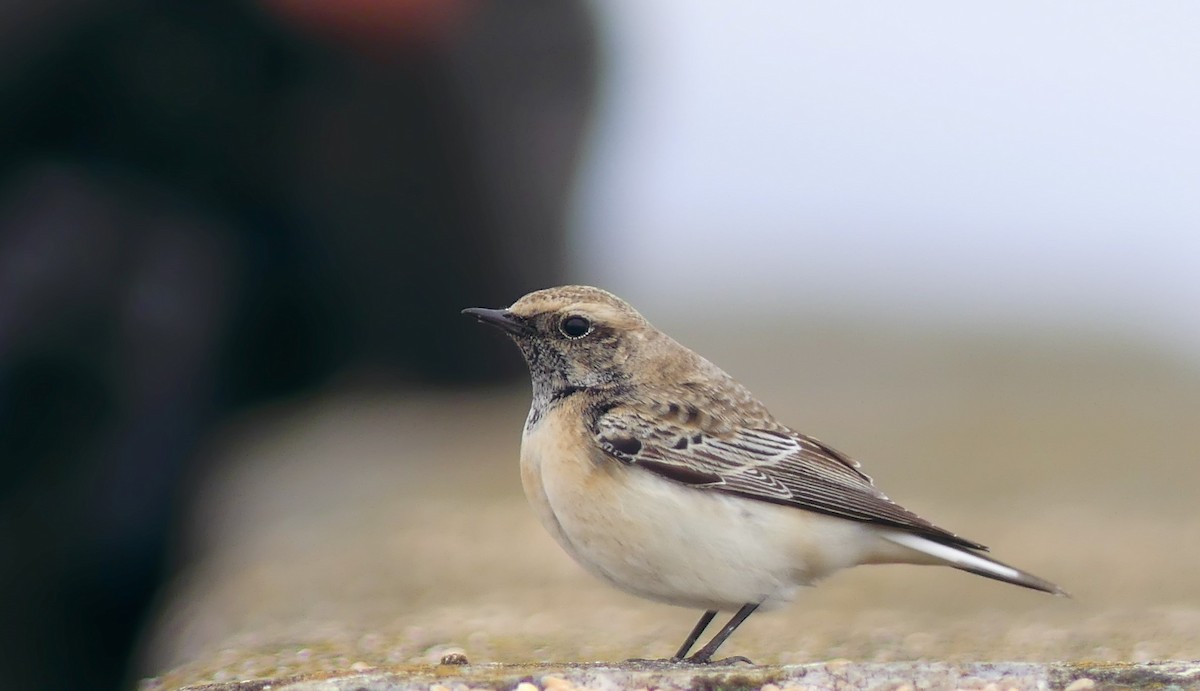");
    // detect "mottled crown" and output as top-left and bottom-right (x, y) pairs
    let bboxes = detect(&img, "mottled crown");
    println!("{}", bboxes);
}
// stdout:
(508, 285), (649, 329)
